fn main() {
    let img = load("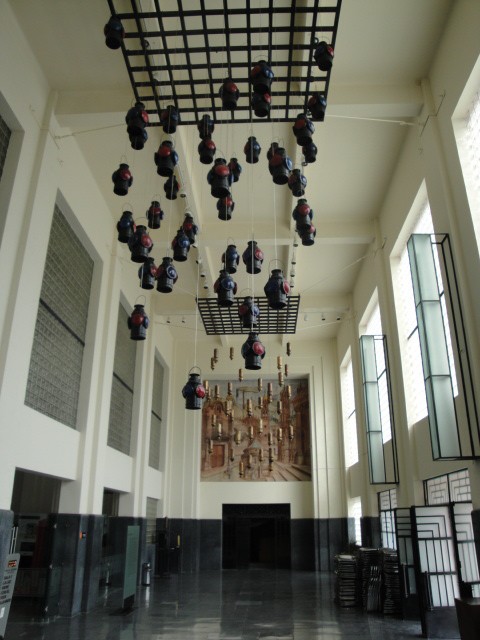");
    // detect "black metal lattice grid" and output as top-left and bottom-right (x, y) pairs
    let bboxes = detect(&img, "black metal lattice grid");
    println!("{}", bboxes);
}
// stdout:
(107, 0), (342, 125)
(197, 295), (300, 335)
(0, 113), (11, 182)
